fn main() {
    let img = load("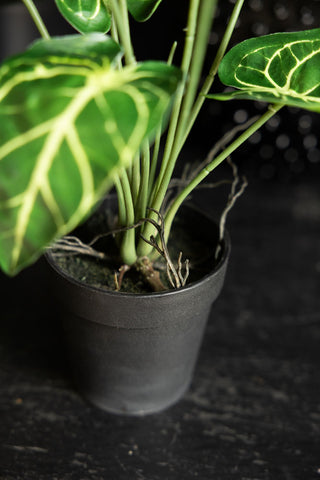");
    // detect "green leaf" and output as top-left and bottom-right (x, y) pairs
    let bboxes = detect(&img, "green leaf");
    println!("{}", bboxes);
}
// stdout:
(127, 0), (162, 21)
(209, 28), (320, 112)
(0, 34), (181, 275)
(55, 0), (112, 34)
(24, 33), (123, 64)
